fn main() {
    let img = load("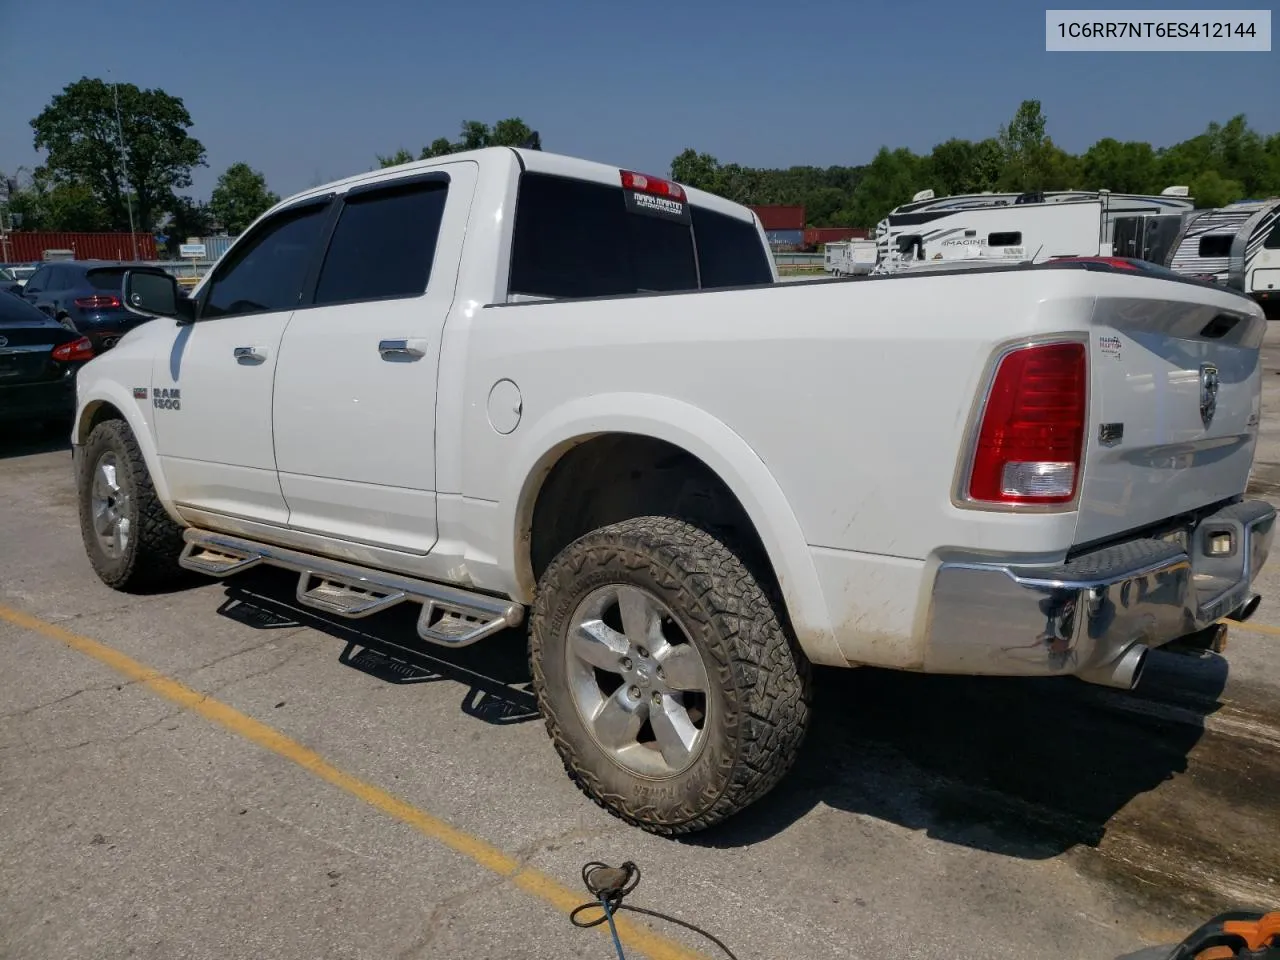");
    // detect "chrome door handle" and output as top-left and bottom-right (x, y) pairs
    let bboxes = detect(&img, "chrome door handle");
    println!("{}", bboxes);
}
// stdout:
(234, 346), (266, 363)
(378, 338), (427, 361)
